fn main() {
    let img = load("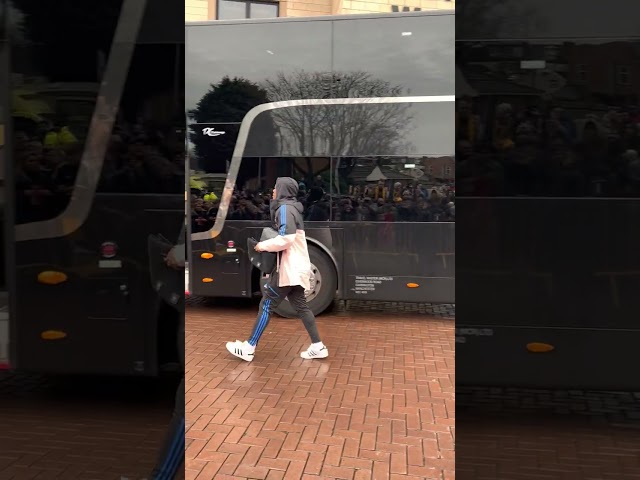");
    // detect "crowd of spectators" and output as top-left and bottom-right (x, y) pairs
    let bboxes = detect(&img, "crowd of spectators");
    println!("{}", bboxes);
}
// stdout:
(14, 120), (82, 224)
(456, 97), (640, 197)
(190, 174), (455, 232)
(13, 114), (184, 224)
